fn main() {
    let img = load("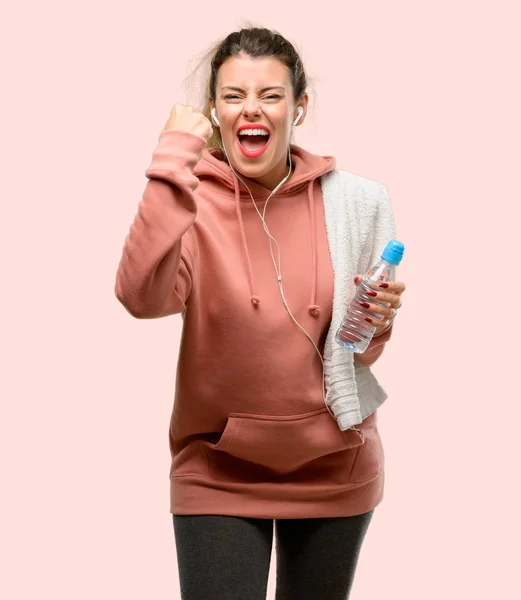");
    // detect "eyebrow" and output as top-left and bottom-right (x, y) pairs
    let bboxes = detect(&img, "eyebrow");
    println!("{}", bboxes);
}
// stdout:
(221, 86), (286, 93)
